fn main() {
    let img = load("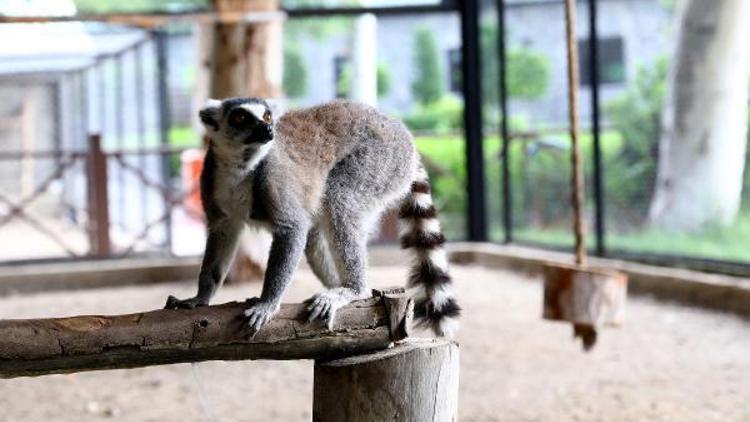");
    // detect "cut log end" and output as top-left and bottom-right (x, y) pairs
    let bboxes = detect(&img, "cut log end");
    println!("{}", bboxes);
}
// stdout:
(313, 339), (460, 422)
